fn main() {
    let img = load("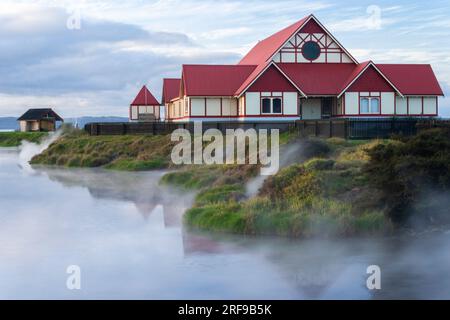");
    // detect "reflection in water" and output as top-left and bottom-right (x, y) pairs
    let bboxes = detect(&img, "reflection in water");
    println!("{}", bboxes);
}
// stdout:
(39, 167), (193, 226)
(1, 148), (450, 299)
